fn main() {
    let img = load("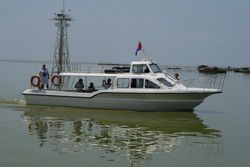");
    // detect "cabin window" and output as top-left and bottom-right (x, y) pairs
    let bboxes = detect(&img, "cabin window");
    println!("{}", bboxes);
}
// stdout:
(145, 79), (160, 89)
(132, 64), (150, 74)
(157, 78), (173, 87)
(150, 64), (162, 73)
(117, 78), (129, 88)
(131, 78), (144, 88)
